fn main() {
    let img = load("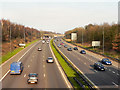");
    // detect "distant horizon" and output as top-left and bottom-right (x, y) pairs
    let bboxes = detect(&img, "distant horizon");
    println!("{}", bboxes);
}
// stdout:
(0, 1), (118, 34)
